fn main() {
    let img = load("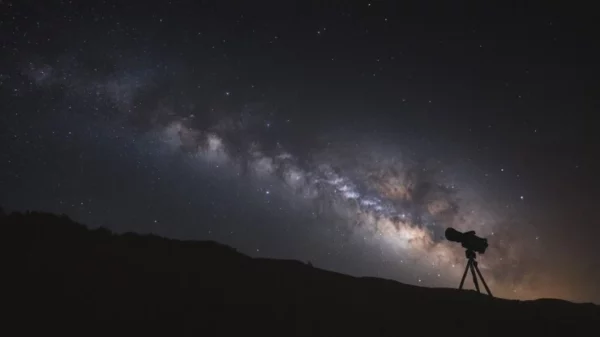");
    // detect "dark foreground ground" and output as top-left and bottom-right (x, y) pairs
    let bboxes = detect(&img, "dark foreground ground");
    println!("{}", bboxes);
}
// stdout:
(2, 211), (598, 336)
